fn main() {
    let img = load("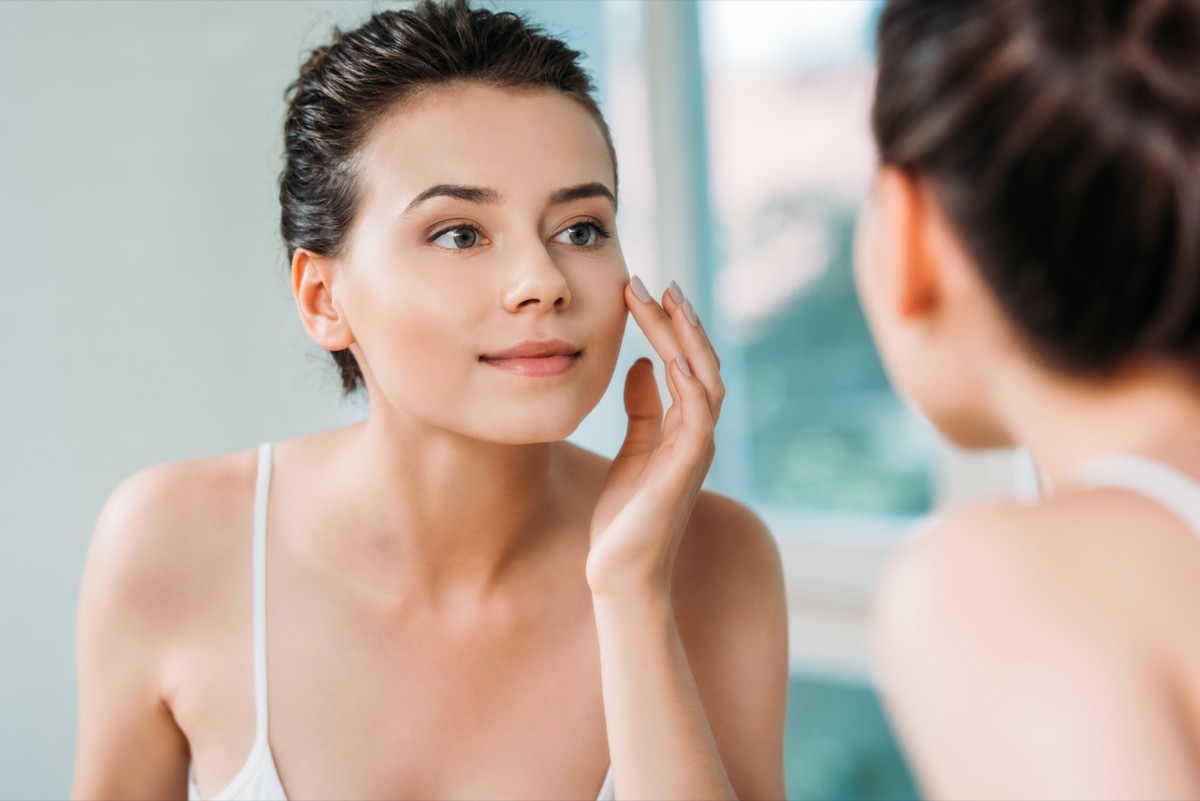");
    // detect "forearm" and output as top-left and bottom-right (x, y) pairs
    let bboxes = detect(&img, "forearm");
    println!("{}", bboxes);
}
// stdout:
(593, 592), (737, 801)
